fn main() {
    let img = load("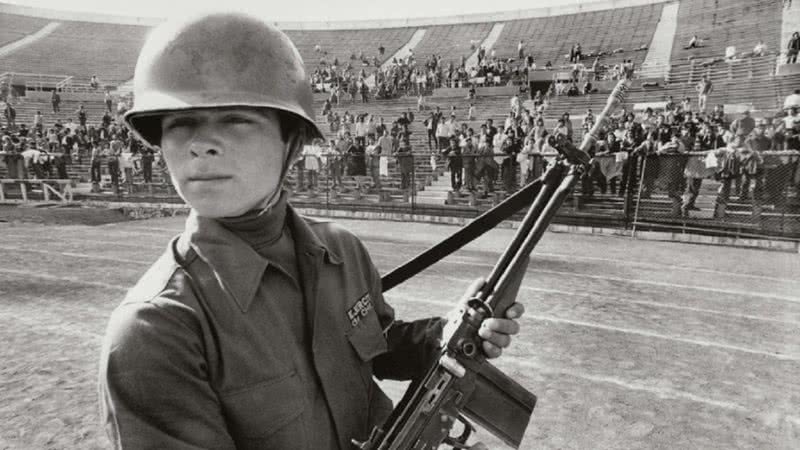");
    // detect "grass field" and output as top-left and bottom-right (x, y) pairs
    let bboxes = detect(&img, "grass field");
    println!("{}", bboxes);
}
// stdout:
(1, 211), (799, 449)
